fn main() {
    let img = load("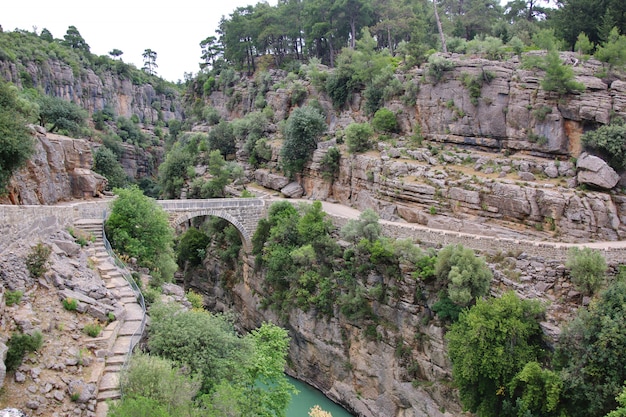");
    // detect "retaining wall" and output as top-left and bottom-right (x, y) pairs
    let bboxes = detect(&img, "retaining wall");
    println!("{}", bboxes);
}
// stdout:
(0, 200), (111, 254)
